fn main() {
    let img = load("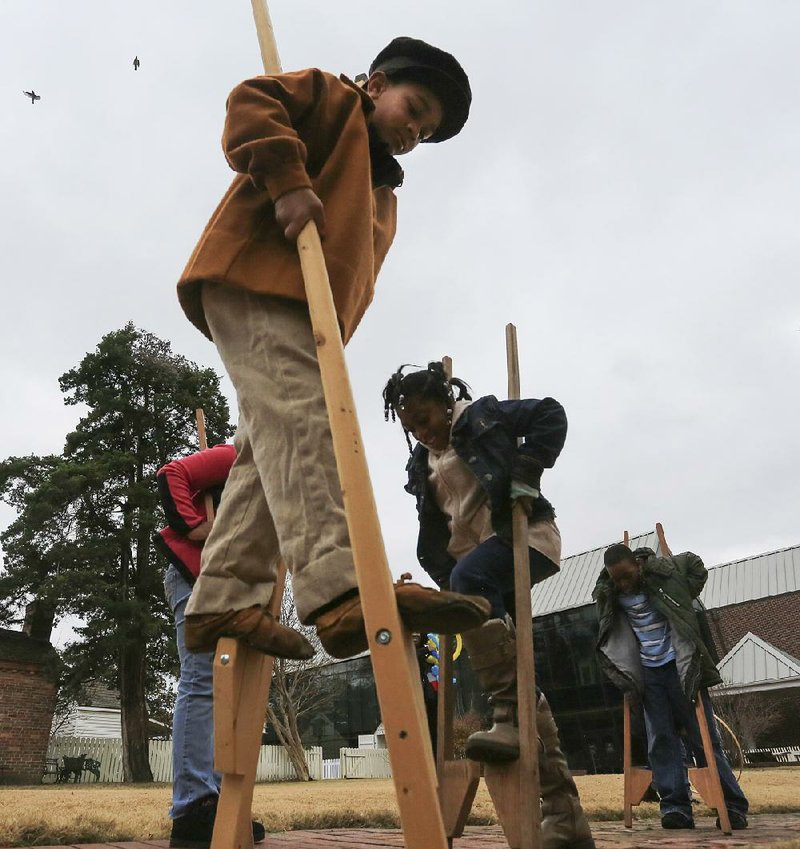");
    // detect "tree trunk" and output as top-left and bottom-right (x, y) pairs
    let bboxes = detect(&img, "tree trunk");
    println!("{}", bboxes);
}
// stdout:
(267, 704), (311, 781)
(119, 639), (153, 782)
(285, 737), (311, 781)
